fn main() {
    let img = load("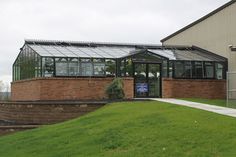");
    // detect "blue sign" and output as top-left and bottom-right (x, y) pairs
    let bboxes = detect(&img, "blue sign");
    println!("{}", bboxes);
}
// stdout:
(136, 83), (148, 93)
